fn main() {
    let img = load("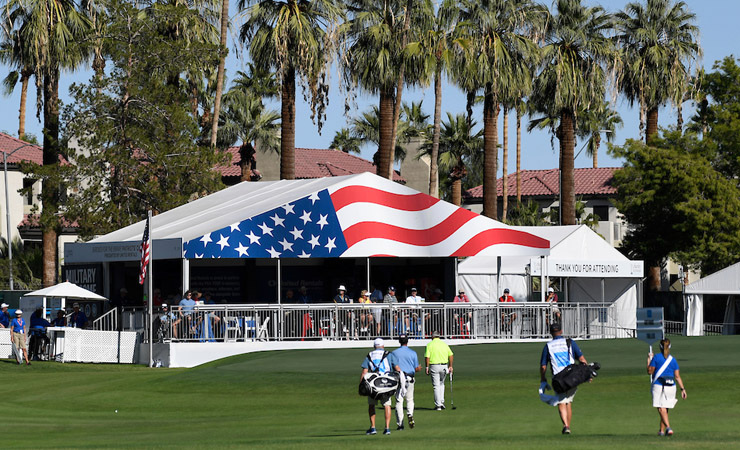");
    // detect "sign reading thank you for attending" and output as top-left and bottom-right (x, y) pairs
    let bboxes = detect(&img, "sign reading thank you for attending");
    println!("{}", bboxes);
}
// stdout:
(530, 259), (644, 278)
